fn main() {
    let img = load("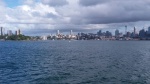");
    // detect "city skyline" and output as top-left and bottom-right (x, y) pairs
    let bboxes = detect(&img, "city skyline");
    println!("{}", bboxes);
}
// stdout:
(1, 26), (150, 41)
(1, 0), (150, 35)
(0, 26), (149, 36)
